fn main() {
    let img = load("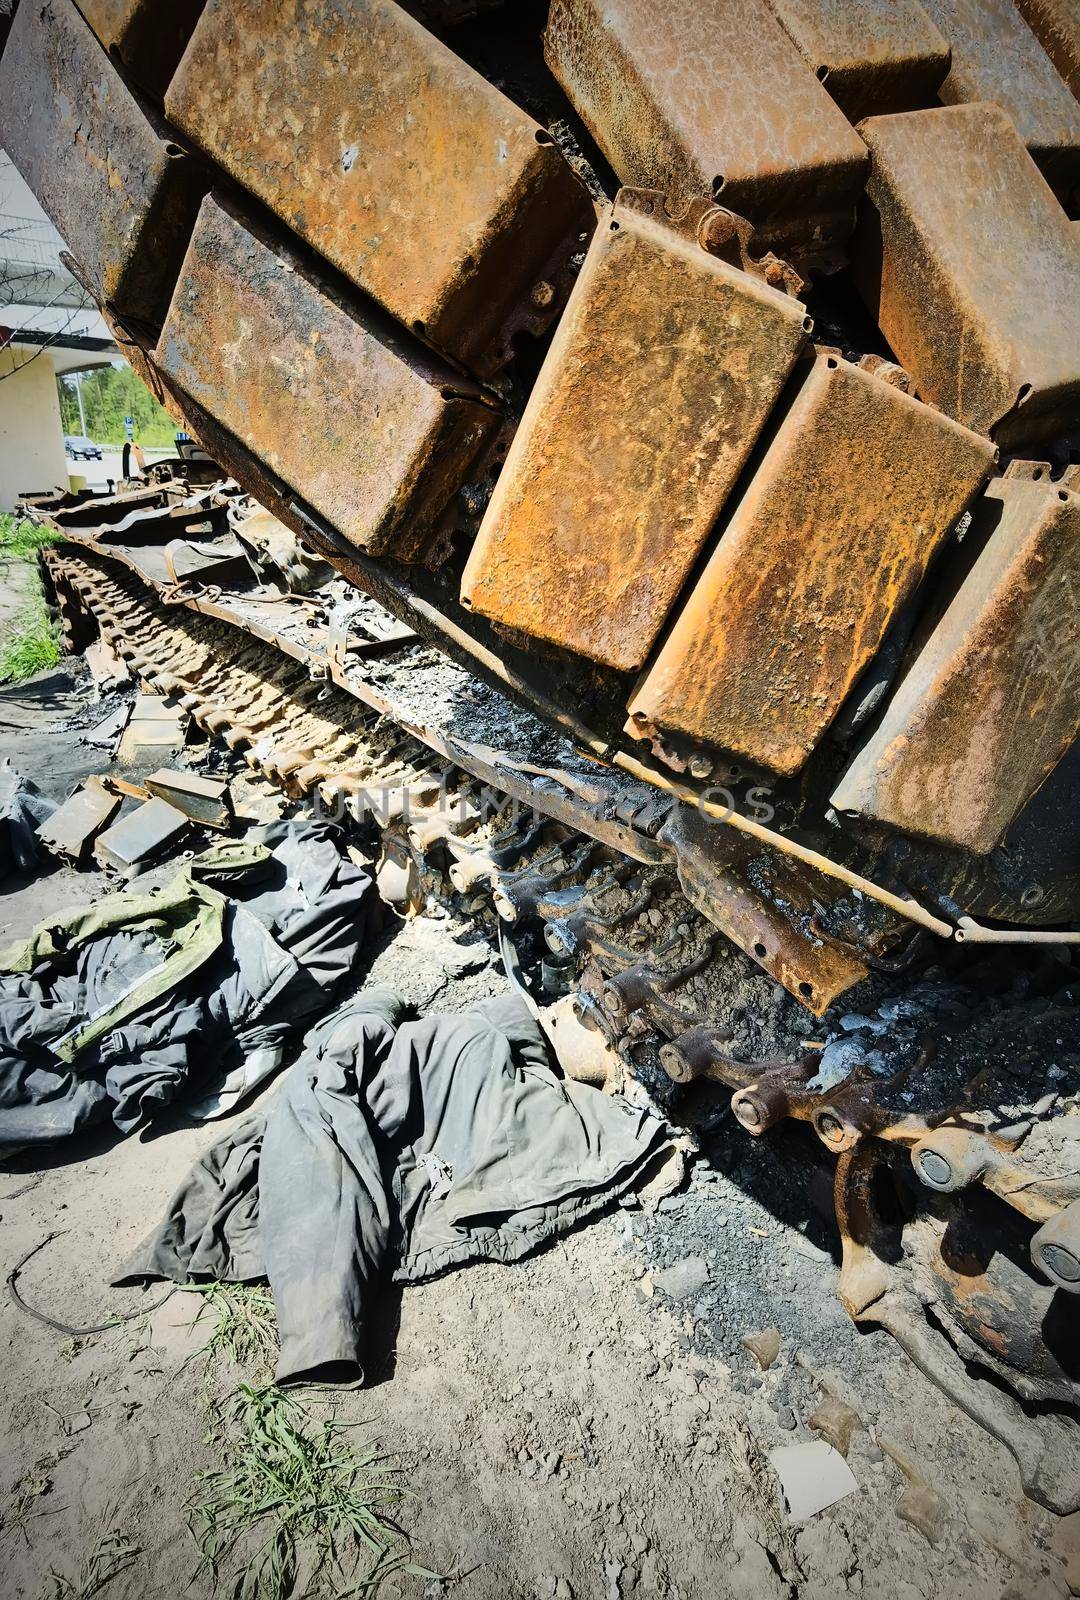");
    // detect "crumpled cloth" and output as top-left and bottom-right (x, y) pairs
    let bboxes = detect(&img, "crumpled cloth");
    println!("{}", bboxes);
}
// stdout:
(120, 989), (670, 1386)
(0, 763), (56, 875)
(0, 820), (372, 1146)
